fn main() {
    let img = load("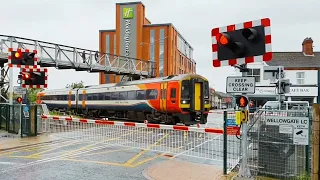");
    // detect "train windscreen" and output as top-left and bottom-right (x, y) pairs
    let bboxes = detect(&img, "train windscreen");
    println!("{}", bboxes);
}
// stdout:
(181, 80), (190, 99)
